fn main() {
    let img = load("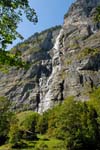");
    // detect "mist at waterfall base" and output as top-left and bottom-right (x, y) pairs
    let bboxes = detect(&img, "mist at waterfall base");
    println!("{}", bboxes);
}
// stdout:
(7, 0), (75, 50)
